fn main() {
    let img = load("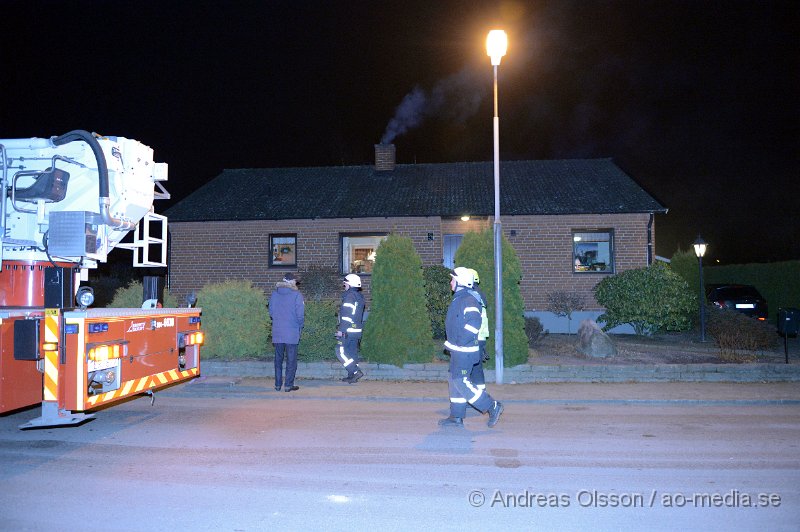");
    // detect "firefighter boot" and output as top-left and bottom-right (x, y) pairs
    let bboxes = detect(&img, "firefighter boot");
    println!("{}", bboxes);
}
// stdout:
(348, 369), (364, 383)
(487, 401), (504, 428)
(438, 416), (464, 427)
